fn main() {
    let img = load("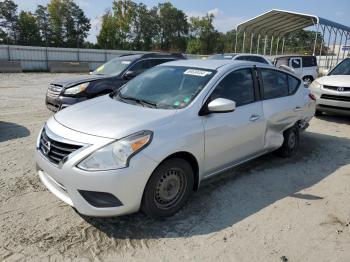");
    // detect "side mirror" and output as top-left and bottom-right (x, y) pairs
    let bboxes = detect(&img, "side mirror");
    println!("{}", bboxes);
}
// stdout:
(124, 71), (137, 79)
(207, 98), (236, 113)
